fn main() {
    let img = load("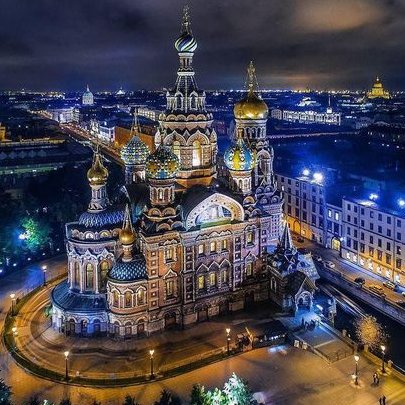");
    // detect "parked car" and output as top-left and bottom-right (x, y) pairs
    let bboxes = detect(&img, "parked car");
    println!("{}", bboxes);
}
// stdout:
(368, 284), (386, 296)
(324, 261), (336, 269)
(354, 277), (366, 286)
(382, 281), (398, 291)
(312, 254), (323, 262)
